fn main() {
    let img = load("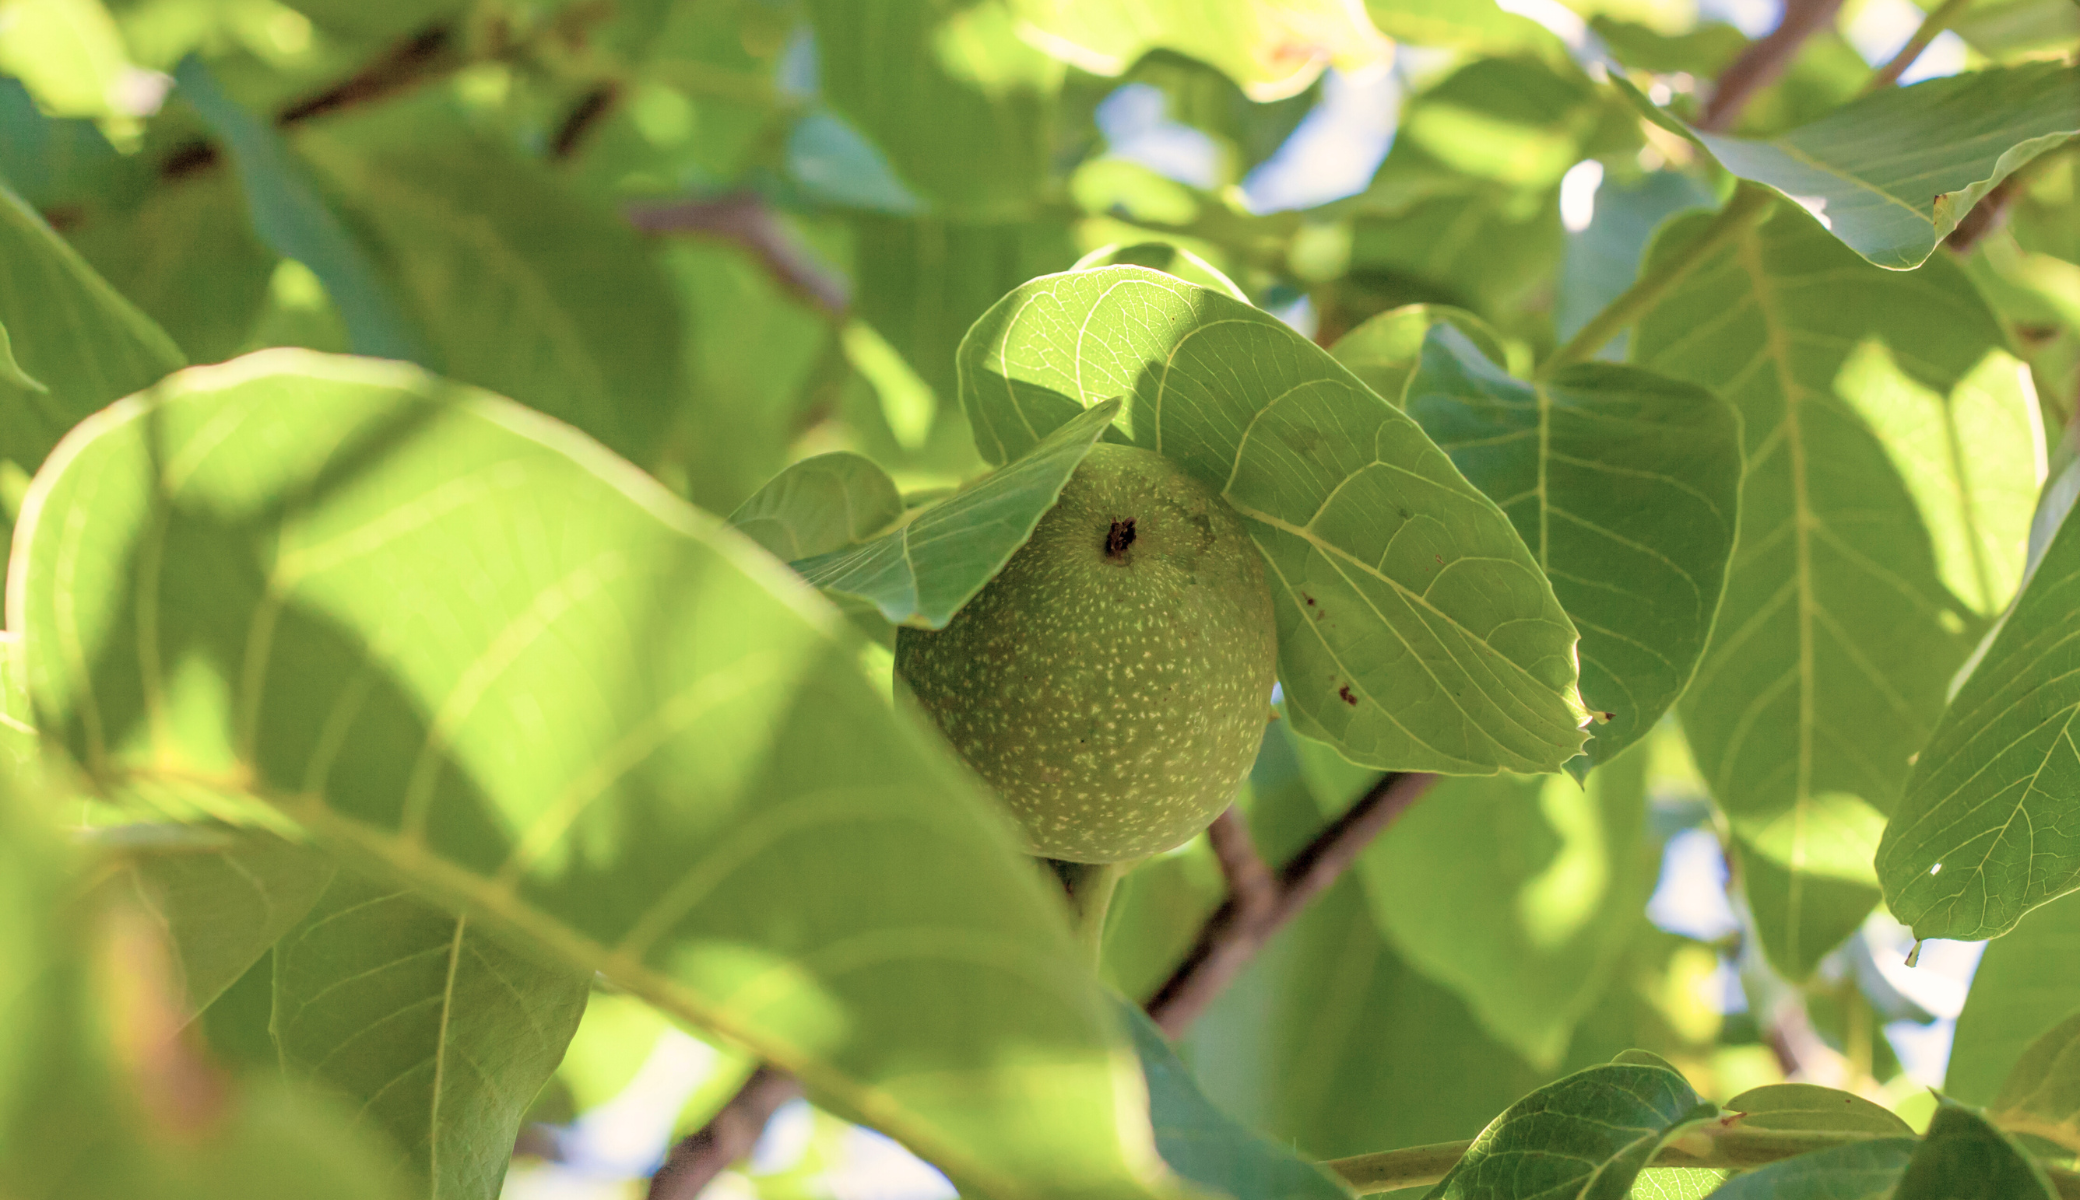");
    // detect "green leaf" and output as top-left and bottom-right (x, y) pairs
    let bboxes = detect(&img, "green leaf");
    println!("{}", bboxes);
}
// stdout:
(960, 266), (1589, 775)
(1312, 738), (1655, 1070)
(793, 398), (1120, 627)
(67, 171), (279, 366)
(274, 870), (589, 1200)
(99, 827), (335, 1017)
(1360, 0), (1566, 56)
(172, 58), (422, 362)
(728, 452), (905, 563)
(1632, 1168), (1731, 1199)
(1330, 305), (1510, 407)
(805, 0), (1061, 217)
(1557, 171), (1716, 363)
(1011, 0), (1389, 100)
(1948, 891), (2080, 1105)
(1891, 1101), (2057, 1200)
(1619, 62), (2080, 270)
(1721, 1084), (1913, 1134)
(0, 320), (45, 394)
(1633, 205), (1994, 979)
(1877, 500), (2080, 941)
(1120, 999), (1353, 1200)
(1404, 329), (1742, 772)
(1699, 1137), (1916, 1200)
(301, 136), (687, 471)
(0, 183), (183, 472)
(1421, 1062), (1713, 1200)
(1991, 1008), (2080, 1154)
(12, 350), (1175, 1200)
